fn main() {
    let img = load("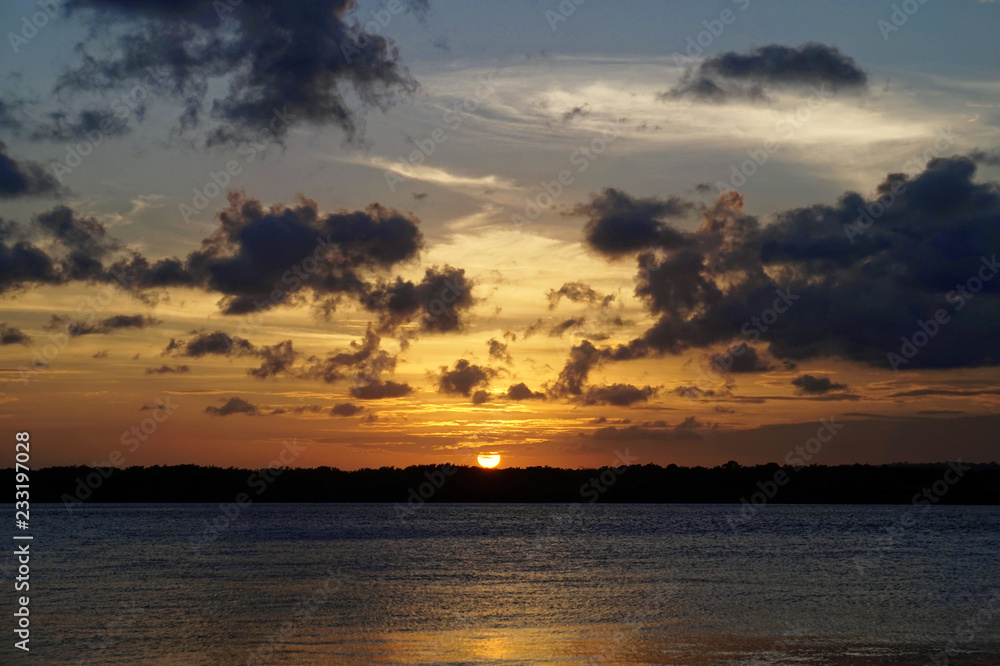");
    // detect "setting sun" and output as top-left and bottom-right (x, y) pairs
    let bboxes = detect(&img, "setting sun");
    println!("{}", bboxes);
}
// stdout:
(477, 454), (501, 468)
